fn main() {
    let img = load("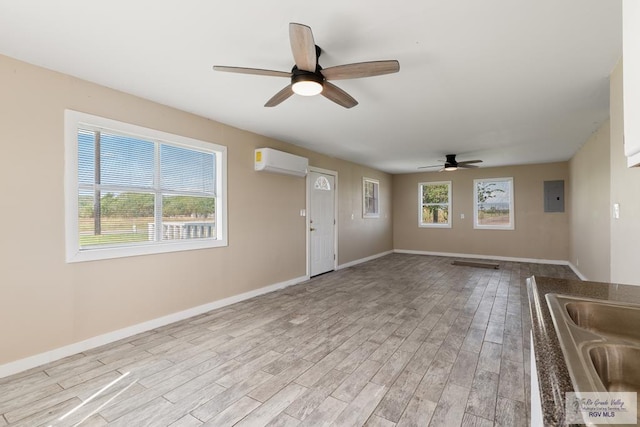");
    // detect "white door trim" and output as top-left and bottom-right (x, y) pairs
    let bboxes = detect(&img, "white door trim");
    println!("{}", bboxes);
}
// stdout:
(306, 166), (338, 278)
